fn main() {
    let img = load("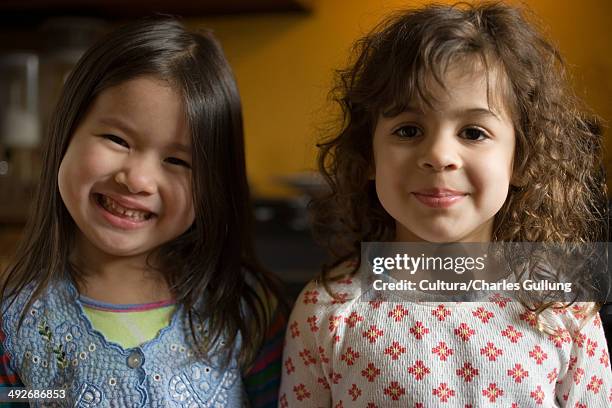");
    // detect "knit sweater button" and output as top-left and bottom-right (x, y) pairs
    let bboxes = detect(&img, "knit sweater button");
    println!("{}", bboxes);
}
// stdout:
(127, 350), (144, 368)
